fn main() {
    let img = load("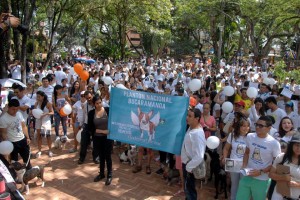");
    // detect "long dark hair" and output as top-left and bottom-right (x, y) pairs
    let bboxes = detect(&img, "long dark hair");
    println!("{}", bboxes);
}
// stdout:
(278, 116), (294, 138)
(254, 97), (266, 116)
(281, 141), (300, 166)
(36, 91), (48, 110)
(232, 112), (250, 139)
(69, 81), (80, 97)
(53, 85), (63, 106)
